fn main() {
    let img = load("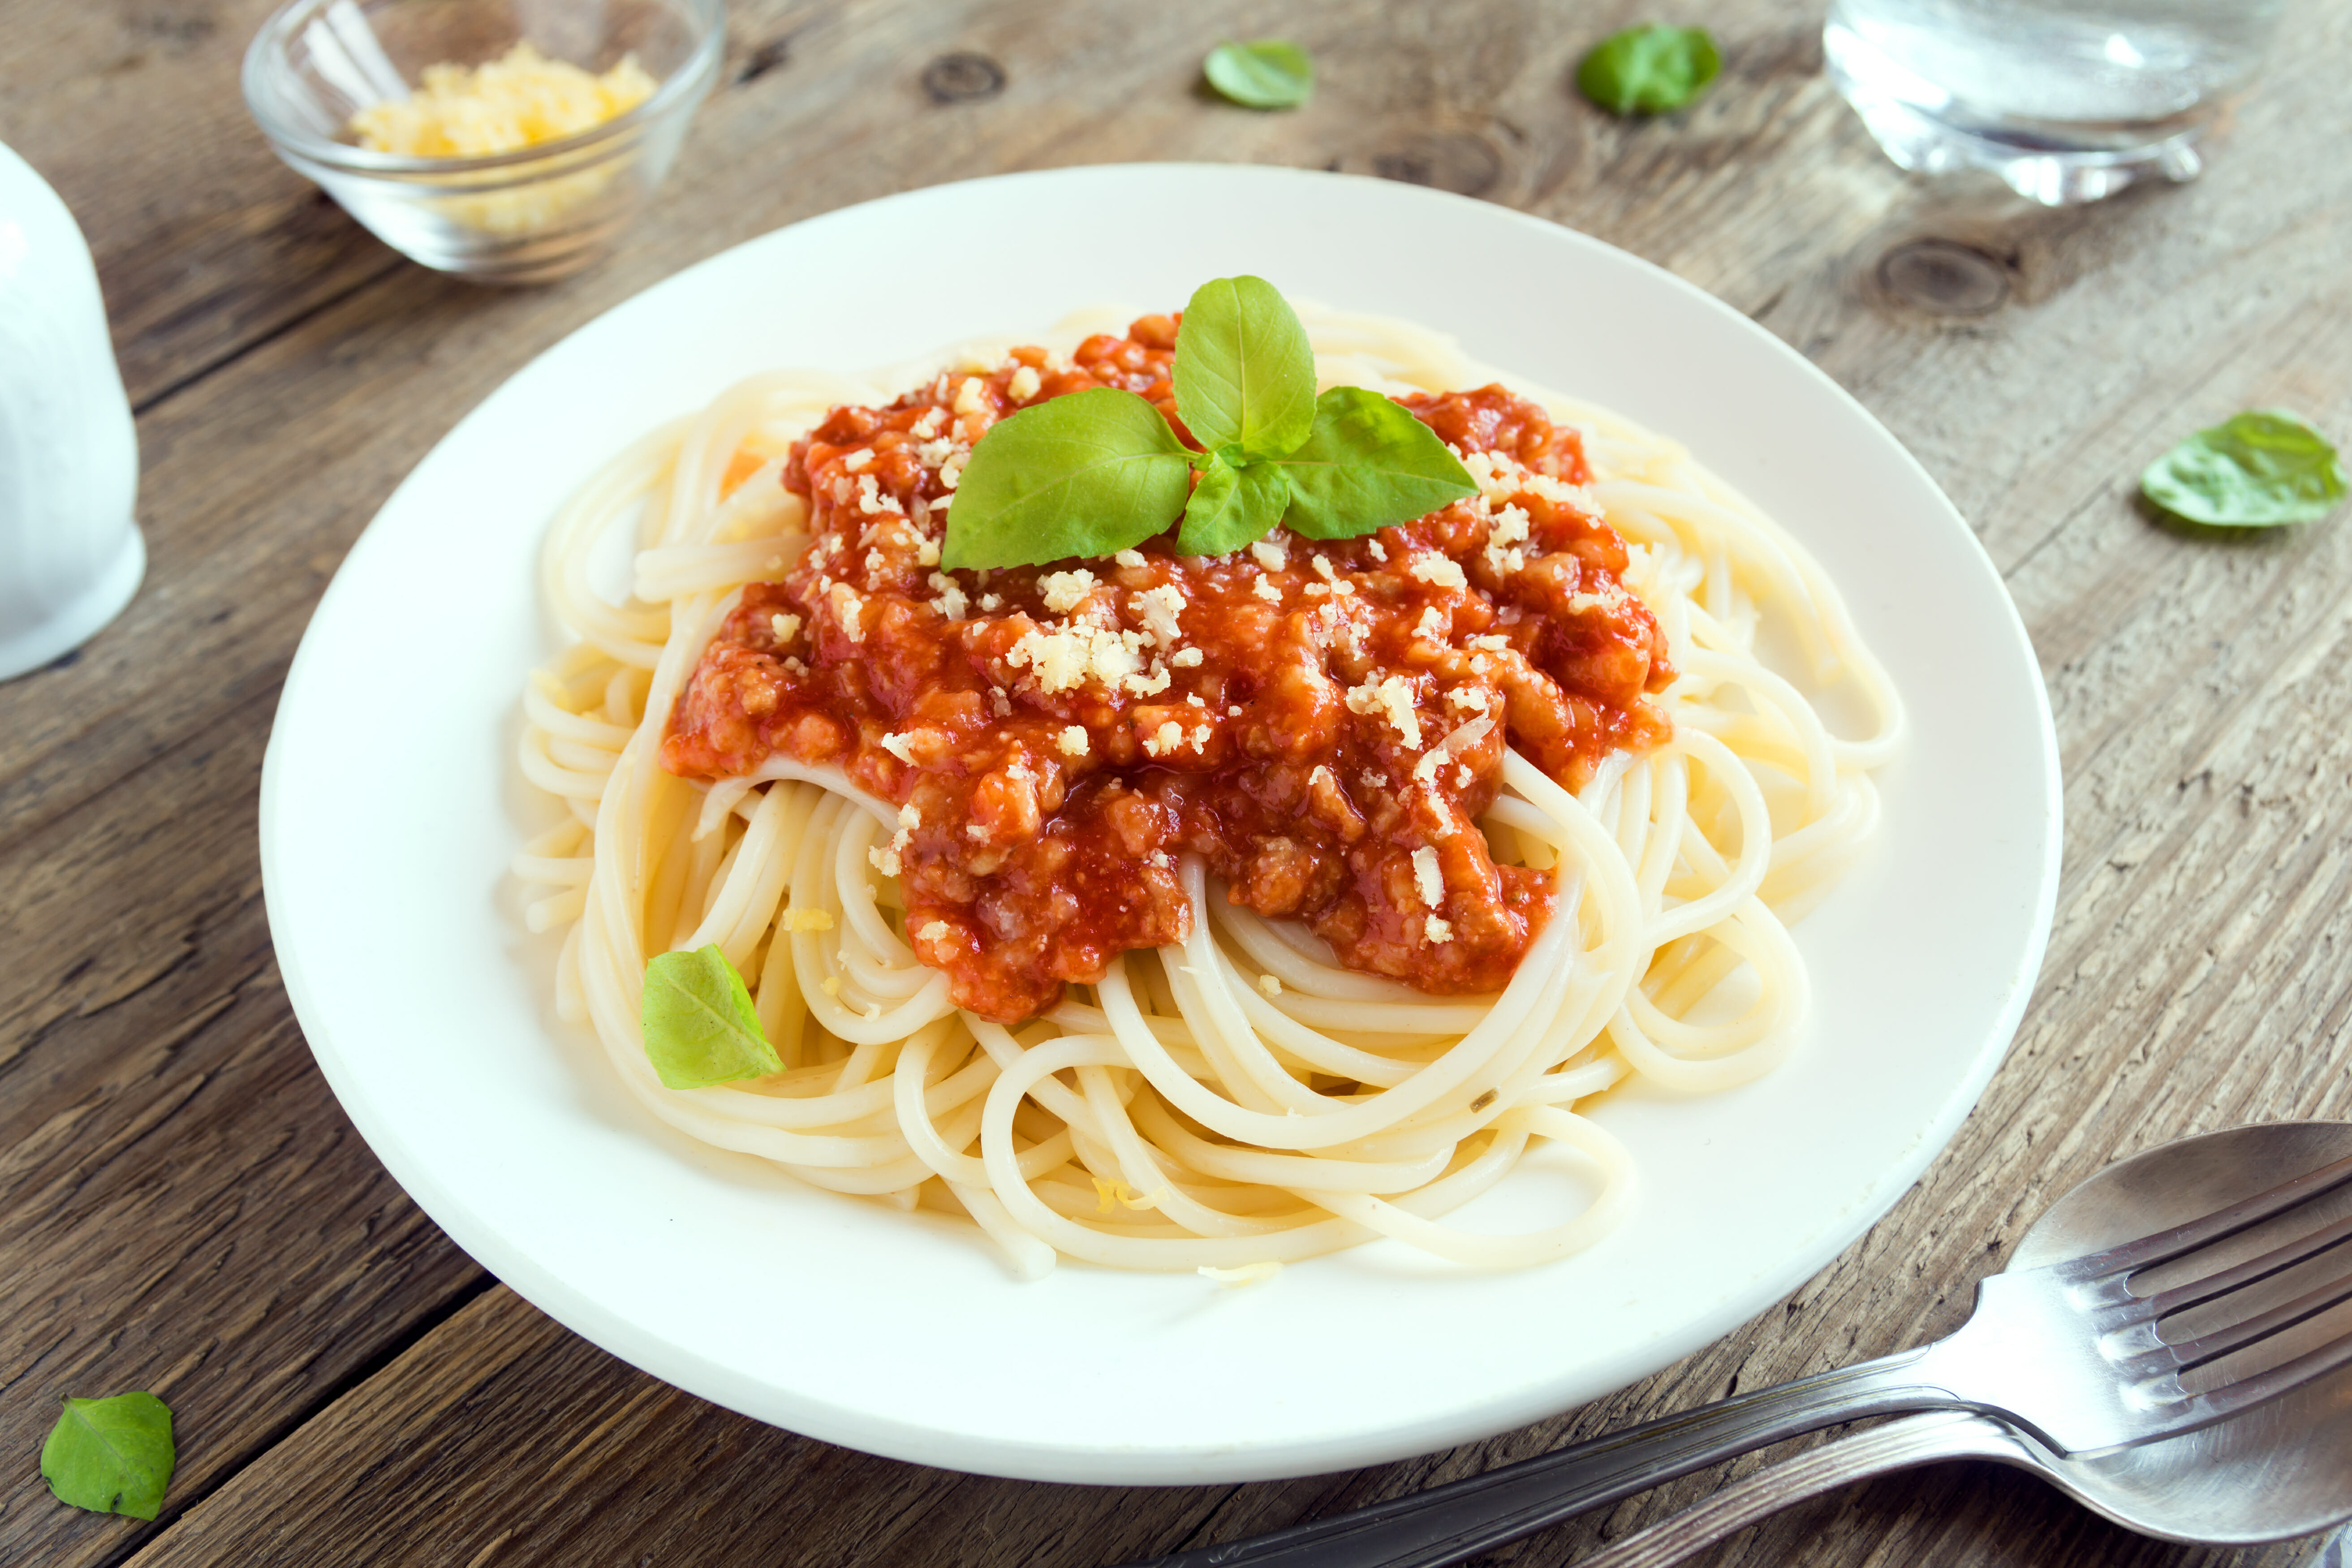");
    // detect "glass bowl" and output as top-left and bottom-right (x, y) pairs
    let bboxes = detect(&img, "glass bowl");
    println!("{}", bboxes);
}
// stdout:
(243, 0), (724, 283)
